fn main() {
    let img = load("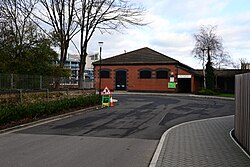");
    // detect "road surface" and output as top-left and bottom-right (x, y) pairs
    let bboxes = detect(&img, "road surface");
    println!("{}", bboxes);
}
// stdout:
(0, 94), (234, 167)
